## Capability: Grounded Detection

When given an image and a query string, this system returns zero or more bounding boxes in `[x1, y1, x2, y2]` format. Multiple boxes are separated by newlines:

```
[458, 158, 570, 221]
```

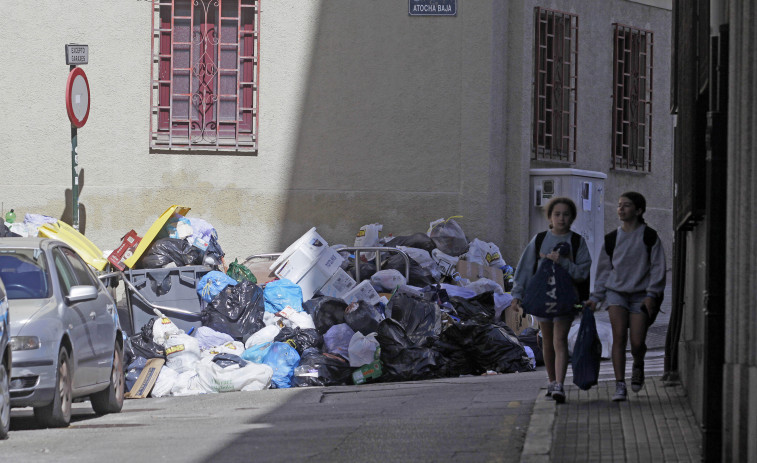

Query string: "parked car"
[0, 237, 124, 427]
[0, 276, 10, 439]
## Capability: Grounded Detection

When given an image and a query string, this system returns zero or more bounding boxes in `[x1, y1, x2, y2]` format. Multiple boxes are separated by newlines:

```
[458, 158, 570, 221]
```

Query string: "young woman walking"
[587, 192, 666, 402]
[511, 197, 591, 403]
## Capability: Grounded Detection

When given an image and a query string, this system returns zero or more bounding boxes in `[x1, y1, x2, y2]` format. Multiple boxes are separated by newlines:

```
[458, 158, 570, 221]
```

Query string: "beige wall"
[0, 0, 671, 271]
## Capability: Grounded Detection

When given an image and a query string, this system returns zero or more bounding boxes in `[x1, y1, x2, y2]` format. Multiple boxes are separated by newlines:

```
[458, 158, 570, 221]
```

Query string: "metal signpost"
[65, 44, 89, 231]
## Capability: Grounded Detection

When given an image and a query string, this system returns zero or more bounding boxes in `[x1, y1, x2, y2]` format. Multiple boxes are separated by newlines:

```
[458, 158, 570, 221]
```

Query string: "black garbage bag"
[201, 280, 265, 342]
[125, 318, 165, 363]
[376, 318, 448, 382]
[274, 327, 323, 354]
[0, 223, 20, 237]
[385, 233, 436, 254]
[448, 291, 496, 324]
[141, 237, 204, 268]
[431, 338, 483, 376]
[382, 254, 437, 288]
[571, 306, 602, 390]
[212, 353, 248, 369]
[292, 348, 353, 387]
[517, 327, 544, 367]
[125, 356, 148, 392]
[440, 320, 533, 373]
[303, 297, 347, 335]
[429, 218, 468, 256]
[344, 301, 384, 335]
[342, 259, 377, 282]
[386, 290, 442, 345]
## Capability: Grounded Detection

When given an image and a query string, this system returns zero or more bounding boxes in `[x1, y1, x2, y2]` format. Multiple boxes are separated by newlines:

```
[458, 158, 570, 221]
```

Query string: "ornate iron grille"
[532, 7, 578, 163]
[612, 24, 653, 172]
[150, 0, 260, 151]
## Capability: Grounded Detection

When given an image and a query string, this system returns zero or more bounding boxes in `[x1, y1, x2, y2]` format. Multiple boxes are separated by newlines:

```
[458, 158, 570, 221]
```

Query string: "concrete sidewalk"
[520, 279, 702, 462]
[521, 376, 701, 462]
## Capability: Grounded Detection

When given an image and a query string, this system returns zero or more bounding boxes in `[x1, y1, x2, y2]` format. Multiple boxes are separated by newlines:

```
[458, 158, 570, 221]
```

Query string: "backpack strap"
[570, 232, 581, 263]
[532, 231, 548, 274]
[604, 229, 618, 263]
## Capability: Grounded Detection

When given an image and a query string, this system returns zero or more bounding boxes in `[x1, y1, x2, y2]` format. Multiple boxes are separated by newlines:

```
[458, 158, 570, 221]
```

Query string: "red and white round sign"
[65, 67, 90, 128]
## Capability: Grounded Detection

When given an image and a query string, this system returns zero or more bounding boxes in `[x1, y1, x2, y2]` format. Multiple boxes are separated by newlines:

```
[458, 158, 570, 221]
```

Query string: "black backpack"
[533, 231, 591, 302]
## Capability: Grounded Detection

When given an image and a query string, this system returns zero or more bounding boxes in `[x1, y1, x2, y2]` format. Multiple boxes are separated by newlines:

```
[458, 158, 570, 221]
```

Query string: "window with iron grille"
[612, 24, 653, 172]
[533, 7, 578, 163]
[150, 0, 260, 151]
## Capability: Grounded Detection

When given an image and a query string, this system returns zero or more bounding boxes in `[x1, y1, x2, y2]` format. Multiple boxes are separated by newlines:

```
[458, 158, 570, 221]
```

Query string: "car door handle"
[90, 311, 97, 320]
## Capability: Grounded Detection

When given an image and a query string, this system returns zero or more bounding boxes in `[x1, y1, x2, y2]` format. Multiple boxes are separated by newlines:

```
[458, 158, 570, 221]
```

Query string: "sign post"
[65, 44, 89, 231]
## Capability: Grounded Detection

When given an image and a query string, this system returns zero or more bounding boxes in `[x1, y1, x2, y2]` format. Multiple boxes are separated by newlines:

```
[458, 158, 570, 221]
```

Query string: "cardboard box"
[455, 260, 505, 290]
[503, 305, 533, 335]
[341, 279, 381, 306]
[317, 267, 357, 298]
[125, 358, 164, 399]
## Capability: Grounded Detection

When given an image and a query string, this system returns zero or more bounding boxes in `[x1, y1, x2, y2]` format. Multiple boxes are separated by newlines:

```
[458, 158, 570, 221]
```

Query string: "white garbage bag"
[464, 277, 505, 295]
[354, 223, 382, 247]
[370, 269, 406, 292]
[195, 356, 273, 392]
[245, 325, 281, 349]
[165, 333, 201, 374]
[568, 318, 613, 359]
[151, 365, 180, 398]
[151, 314, 185, 346]
[201, 341, 246, 359]
[171, 370, 212, 396]
[347, 332, 380, 367]
[463, 238, 507, 268]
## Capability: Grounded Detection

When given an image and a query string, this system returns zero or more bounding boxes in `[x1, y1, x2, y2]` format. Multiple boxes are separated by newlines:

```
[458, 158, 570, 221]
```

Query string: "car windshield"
[0, 248, 51, 299]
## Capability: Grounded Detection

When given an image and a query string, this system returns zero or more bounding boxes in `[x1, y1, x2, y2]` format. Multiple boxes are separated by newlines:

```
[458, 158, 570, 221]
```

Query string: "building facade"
[0, 0, 672, 272]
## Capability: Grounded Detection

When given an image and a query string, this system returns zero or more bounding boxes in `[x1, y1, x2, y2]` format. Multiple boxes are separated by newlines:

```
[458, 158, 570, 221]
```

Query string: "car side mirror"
[65, 285, 99, 304]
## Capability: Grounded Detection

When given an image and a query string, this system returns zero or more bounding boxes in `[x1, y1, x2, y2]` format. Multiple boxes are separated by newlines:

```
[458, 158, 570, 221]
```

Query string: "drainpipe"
[702, 0, 728, 460]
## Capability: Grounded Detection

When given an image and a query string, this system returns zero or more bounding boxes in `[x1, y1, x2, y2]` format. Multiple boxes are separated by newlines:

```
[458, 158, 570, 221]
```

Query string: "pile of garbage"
[119, 216, 543, 397]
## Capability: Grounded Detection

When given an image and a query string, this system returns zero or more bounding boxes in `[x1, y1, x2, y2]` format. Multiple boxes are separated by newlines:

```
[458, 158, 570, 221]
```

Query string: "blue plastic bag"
[197, 271, 238, 303]
[571, 305, 602, 390]
[522, 243, 578, 318]
[242, 341, 274, 364]
[263, 342, 301, 389]
[263, 278, 303, 313]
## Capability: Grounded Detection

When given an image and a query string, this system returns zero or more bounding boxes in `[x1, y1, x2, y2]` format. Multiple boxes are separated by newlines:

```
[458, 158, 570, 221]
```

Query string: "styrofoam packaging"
[318, 267, 357, 298]
[341, 279, 381, 306]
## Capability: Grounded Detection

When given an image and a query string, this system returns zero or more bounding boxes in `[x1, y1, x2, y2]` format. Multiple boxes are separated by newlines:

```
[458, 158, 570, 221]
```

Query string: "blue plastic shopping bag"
[571, 305, 602, 390]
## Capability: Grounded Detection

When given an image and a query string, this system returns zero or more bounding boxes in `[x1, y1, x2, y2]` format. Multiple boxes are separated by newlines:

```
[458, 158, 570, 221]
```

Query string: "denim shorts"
[606, 290, 646, 314]
[534, 312, 578, 324]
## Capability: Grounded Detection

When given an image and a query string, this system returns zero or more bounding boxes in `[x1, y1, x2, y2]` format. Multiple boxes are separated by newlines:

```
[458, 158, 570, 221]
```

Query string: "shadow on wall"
[60, 168, 86, 234]
[278, 2, 466, 249]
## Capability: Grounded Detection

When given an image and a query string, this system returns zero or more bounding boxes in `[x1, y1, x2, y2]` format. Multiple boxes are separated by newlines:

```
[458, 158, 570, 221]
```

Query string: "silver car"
[0, 237, 124, 428]
[0, 275, 10, 438]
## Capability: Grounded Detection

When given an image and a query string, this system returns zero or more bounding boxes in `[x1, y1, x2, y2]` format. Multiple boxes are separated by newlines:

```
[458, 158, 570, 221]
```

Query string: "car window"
[61, 248, 96, 287]
[52, 250, 77, 297]
[0, 248, 51, 299]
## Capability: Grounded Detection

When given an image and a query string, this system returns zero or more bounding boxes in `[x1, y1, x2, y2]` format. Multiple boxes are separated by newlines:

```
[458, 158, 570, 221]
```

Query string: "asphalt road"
[3, 370, 546, 463]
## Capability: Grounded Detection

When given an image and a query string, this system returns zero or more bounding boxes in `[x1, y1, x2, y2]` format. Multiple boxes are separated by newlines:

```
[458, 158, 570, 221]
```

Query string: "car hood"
[9, 297, 58, 336]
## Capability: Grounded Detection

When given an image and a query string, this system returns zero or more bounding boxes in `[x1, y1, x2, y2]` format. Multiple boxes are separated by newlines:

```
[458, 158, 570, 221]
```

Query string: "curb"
[520, 386, 556, 463]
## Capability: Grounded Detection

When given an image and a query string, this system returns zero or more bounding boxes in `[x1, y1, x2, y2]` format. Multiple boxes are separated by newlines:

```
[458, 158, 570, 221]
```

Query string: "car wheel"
[0, 366, 10, 439]
[90, 342, 124, 415]
[34, 348, 72, 428]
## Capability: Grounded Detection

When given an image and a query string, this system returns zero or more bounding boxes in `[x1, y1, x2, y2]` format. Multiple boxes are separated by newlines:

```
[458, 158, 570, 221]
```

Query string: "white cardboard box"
[318, 267, 357, 298]
[341, 279, 382, 306]
[290, 247, 345, 301]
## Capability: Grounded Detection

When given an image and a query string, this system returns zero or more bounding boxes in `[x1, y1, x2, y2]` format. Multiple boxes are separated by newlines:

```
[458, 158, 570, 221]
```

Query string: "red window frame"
[533, 7, 579, 163]
[612, 24, 654, 172]
[150, 0, 260, 151]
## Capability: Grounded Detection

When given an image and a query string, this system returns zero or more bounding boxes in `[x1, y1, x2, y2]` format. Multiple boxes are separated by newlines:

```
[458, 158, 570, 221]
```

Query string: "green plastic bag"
[227, 258, 257, 285]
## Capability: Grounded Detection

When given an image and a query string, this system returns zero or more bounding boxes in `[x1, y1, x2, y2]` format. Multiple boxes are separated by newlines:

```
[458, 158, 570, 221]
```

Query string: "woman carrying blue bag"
[510, 197, 591, 403]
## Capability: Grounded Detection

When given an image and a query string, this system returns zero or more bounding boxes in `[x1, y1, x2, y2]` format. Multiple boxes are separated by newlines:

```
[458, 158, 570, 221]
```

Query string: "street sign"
[409, 0, 456, 16]
[65, 67, 90, 128]
[65, 44, 88, 65]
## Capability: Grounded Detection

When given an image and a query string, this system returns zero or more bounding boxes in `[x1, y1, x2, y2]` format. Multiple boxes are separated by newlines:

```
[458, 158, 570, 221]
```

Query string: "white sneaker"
[612, 381, 627, 402]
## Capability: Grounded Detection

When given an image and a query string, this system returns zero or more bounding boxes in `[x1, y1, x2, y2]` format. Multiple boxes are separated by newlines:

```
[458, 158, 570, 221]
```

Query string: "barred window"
[612, 24, 653, 171]
[150, 0, 260, 151]
[533, 7, 578, 162]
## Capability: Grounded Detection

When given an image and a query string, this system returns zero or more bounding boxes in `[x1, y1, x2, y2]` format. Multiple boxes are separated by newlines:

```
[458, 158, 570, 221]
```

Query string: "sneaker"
[546, 382, 555, 398]
[612, 381, 627, 402]
[552, 383, 566, 403]
[631, 362, 645, 392]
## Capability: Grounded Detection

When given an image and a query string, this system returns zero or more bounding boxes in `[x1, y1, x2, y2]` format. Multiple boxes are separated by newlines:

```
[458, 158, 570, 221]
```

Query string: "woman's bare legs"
[608, 305, 629, 381]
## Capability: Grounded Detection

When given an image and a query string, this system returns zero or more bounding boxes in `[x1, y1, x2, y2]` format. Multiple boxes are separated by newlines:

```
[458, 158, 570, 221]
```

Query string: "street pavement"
[520, 281, 703, 462]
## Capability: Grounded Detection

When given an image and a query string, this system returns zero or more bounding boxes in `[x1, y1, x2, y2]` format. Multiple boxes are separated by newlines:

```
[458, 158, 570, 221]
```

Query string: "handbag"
[521, 258, 578, 318]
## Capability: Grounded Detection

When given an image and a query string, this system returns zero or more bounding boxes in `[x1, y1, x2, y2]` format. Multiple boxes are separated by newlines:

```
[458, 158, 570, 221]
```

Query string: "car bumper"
[10, 342, 57, 408]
